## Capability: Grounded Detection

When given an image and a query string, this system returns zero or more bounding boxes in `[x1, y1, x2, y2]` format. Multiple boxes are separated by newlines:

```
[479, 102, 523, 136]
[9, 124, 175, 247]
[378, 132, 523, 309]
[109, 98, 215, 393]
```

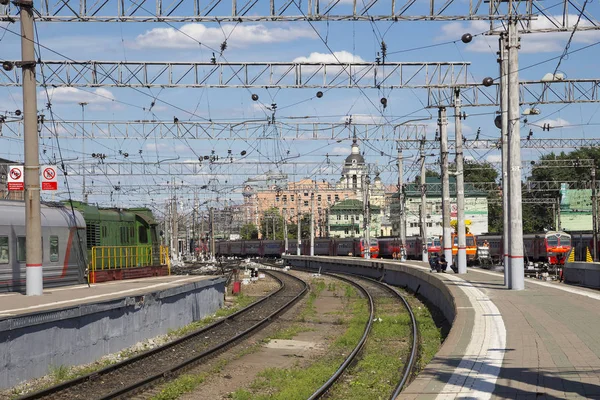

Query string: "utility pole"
[284, 209, 289, 254]
[593, 166, 598, 261]
[454, 90, 467, 274]
[507, 18, 525, 290]
[210, 207, 215, 261]
[297, 190, 301, 256]
[397, 145, 406, 256]
[499, 32, 510, 287]
[439, 107, 452, 271]
[19, 0, 43, 295]
[310, 190, 315, 256]
[420, 138, 429, 264]
[363, 174, 371, 259]
[556, 197, 561, 231]
[79, 102, 88, 203]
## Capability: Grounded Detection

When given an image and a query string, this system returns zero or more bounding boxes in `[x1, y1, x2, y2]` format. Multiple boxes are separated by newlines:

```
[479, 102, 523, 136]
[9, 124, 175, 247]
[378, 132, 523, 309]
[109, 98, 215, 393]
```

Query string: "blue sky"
[1, 6, 600, 213]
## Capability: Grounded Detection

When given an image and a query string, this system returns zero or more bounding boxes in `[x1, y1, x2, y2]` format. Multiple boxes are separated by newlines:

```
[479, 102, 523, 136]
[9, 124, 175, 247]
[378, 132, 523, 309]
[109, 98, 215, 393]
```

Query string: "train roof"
[66, 201, 156, 224]
[0, 200, 85, 228]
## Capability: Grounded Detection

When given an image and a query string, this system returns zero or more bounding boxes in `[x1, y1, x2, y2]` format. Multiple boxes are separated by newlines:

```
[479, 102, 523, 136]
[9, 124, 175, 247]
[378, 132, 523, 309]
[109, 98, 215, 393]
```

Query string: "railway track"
[20, 270, 307, 400]
[308, 273, 419, 399]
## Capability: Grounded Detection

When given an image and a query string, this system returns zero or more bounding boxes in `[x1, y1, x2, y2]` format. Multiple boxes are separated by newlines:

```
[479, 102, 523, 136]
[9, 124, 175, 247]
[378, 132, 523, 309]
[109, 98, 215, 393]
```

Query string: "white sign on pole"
[7, 165, 24, 191]
[41, 165, 58, 191]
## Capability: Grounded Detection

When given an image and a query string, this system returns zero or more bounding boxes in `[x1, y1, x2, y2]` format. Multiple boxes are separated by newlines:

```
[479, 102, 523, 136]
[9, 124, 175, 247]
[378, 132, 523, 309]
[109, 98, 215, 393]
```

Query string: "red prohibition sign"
[9, 168, 21, 180]
[43, 168, 56, 180]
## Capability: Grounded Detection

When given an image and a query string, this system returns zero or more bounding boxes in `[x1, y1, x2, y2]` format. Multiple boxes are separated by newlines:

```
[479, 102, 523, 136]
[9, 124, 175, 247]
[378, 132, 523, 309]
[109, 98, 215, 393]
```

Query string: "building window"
[317, 195, 321, 202]
[337, 215, 341, 220]
[344, 215, 349, 220]
[291, 195, 295, 202]
[304, 192, 308, 197]
[304, 201, 309, 206]
[327, 195, 331, 202]
[276, 196, 280, 202]
[427, 222, 433, 227]
[50, 235, 59, 262]
[283, 195, 287, 202]
[0, 236, 8, 263]
[335, 195, 339, 201]
[17, 236, 26, 262]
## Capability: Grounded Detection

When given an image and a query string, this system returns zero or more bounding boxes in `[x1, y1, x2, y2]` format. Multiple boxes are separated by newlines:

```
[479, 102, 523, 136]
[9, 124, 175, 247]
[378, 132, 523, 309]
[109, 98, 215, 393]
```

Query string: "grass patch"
[229, 282, 365, 400]
[167, 293, 255, 339]
[151, 374, 206, 400]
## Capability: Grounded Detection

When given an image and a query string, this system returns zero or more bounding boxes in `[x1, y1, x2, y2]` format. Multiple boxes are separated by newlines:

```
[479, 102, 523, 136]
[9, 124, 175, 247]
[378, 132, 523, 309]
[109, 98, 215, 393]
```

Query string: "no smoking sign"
[42, 165, 58, 191]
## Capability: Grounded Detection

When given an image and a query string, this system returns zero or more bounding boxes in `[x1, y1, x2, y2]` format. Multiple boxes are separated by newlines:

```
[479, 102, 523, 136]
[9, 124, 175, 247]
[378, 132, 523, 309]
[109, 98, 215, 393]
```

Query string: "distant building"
[560, 184, 592, 231]
[390, 177, 489, 237]
[328, 199, 381, 238]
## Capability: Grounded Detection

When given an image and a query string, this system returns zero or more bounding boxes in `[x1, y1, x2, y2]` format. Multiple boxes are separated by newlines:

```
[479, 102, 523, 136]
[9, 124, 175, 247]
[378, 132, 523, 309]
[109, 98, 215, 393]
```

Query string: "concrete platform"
[0, 274, 226, 389]
[284, 256, 600, 400]
[0, 275, 216, 318]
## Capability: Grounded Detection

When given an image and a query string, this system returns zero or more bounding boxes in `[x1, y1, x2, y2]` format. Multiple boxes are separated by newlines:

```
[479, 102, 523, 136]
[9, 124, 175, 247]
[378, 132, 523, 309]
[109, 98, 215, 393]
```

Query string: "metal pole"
[439, 107, 452, 271]
[454, 90, 467, 274]
[398, 146, 406, 254]
[284, 209, 289, 254]
[363, 175, 371, 259]
[297, 191, 301, 255]
[500, 33, 510, 287]
[79, 102, 88, 203]
[20, 0, 43, 295]
[593, 167, 598, 261]
[210, 207, 215, 261]
[556, 197, 561, 231]
[420, 139, 429, 264]
[508, 18, 524, 290]
[310, 191, 315, 256]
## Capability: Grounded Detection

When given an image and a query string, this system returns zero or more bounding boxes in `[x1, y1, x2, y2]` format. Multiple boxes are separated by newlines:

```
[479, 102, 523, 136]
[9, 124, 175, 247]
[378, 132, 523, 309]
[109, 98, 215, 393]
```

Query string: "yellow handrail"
[90, 246, 153, 272]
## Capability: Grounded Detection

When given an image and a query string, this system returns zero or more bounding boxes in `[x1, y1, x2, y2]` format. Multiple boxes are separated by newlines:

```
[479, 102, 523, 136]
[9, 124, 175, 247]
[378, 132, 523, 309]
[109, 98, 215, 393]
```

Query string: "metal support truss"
[3, 120, 599, 151]
[0, 61, 469, 89]
[428, 79, 600, 107]
[0, 0, 543, 23]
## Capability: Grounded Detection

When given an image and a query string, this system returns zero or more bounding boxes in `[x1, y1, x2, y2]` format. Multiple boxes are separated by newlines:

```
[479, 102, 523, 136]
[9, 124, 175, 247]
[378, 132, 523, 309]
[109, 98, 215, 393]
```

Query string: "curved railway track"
[308, 272, 419, 400]
[20, 270, 307, 400]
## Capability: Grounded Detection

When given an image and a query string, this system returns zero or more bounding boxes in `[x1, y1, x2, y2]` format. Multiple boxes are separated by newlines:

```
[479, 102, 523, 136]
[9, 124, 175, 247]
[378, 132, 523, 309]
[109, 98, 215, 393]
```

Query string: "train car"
[333, 238, 357, 256]
[378, 238, 400, 259]
[427, 237, 442, 257]
[544, 231, 571, 266]
[451, 233, 478, 264]
[244, 240, 262, 257]
[0, 200, 87, 293]
[359, 238, 379, 258]
[263, 240, 284, 257]
[404, 236, 423, 259]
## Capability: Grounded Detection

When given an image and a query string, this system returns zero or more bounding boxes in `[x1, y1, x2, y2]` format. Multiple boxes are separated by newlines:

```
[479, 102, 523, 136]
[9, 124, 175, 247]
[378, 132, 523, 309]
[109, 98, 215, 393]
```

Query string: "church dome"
[344, 139, 365, 166]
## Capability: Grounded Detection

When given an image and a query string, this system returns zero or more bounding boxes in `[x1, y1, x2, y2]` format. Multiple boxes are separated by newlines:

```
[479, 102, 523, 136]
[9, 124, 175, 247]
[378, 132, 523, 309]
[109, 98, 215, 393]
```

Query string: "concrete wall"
[0, 277, 226, 389]
[284, 256, 457, 325]
[564, 261, 600, 288]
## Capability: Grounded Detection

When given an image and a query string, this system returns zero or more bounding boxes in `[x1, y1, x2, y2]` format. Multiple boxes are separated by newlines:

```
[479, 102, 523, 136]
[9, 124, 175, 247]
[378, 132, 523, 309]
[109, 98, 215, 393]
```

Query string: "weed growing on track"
[151, 374, 206, 400]
[230, 282, 367, 400]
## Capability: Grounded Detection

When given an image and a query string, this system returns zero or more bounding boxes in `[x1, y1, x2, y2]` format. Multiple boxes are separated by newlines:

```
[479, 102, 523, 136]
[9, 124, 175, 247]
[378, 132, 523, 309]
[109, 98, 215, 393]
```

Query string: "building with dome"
[241, 139, 385, 238]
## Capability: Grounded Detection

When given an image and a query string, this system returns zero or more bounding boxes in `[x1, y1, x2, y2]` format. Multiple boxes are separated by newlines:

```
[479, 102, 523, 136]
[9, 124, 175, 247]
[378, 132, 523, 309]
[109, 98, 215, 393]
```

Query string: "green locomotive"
[67, 201, 164, 282]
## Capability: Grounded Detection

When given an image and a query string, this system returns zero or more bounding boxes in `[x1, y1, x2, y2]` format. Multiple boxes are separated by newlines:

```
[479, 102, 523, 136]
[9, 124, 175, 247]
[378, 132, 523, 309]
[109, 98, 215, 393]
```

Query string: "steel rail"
[20, 269, 307, 400]
[308, 272, 375, 399]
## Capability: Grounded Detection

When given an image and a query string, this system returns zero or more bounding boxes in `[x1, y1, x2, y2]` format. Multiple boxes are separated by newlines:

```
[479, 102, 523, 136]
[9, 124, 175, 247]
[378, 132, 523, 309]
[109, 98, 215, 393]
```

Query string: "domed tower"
[341, 138, 367, 195]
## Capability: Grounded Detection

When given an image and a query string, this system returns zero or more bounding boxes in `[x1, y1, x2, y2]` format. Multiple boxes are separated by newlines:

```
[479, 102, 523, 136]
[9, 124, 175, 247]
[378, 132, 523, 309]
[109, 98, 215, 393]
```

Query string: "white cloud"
[41, 87, 116, 104]
[293, 51, 366, 63]
[535, 117, 570, 128]
[486, 154, 502, 163]
[440, 17, 600, 53]
[340, 114, 384, 124]
[132, 24, 317, 50]
[331, 146, 351, 155]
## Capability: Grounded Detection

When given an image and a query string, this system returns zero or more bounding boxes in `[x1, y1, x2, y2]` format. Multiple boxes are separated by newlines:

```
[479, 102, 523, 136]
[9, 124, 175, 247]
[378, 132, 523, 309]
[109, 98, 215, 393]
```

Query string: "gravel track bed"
[26, 270, 305, 400]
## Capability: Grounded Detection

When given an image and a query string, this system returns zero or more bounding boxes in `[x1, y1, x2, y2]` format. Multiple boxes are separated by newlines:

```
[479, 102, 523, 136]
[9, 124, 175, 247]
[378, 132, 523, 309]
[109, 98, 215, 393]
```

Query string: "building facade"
[328, 199, 381, 238]
[390, 177, 489, 237]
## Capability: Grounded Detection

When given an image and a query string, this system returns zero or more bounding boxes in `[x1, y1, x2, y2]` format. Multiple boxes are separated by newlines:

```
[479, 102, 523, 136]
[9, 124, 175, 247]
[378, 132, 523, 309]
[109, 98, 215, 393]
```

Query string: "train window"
[467, 237, 475, 246]
[0, 236, 8, 263]
[17, 236, 26, 262]
[560, 236, 571, 246]
[139, 226, 148, 244]
[547, 236, 559, 246]
[50, 236, 59, 262]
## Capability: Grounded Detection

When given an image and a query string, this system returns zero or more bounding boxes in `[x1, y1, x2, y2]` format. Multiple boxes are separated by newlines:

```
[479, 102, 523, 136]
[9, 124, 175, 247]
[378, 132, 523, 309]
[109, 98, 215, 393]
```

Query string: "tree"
[240, 223, 258, 240]
[287, 213, 311, 240]
[463, 161, 502, 233]
[522, 147, 600, 232]
[414, 168, 441, 183]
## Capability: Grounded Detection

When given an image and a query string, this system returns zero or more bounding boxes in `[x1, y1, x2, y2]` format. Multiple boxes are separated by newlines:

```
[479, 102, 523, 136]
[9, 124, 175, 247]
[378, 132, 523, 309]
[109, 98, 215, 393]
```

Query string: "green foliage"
[151, 374, 205, 400]
[240, 223, 259, 240]
[48, 365, 70, 382]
